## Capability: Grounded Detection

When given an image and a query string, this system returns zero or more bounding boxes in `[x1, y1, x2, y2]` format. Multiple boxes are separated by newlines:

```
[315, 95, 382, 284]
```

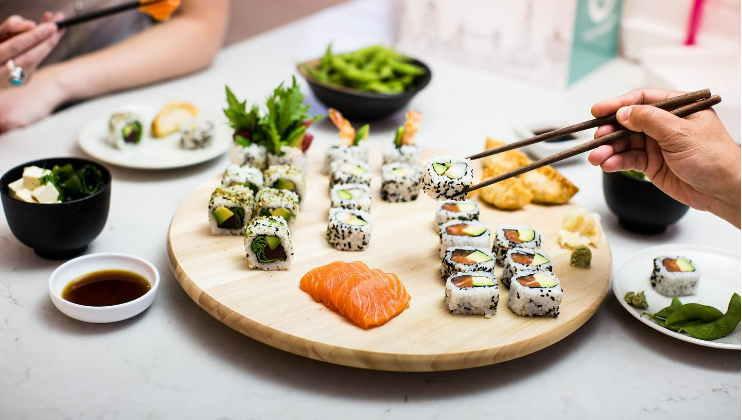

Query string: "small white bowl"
[49, 253, 160, 323]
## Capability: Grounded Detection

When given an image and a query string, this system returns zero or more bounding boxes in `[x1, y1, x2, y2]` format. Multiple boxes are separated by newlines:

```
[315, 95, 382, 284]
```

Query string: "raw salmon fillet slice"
[300, 261, 411, 329]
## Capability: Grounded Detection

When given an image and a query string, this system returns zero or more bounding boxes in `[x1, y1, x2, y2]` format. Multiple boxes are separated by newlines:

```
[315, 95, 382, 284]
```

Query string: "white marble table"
[1, 1, 739, 419]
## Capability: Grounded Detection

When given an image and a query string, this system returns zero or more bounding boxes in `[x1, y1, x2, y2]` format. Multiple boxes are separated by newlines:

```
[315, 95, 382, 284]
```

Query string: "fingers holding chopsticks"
[590, 88, 688, 118]
[0, 12, 64, 83]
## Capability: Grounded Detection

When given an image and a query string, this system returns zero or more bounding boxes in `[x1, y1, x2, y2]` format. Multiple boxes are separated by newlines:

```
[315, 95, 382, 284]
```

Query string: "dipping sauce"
[62, 270, 151, 307]
[533, 128, 579, 143]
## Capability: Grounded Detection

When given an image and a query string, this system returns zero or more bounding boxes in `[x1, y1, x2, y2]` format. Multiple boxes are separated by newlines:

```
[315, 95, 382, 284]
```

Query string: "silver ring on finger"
[6, 59, 25, 87]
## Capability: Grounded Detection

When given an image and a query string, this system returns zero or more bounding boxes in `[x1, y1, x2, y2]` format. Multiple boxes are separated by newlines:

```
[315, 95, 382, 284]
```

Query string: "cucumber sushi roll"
[327, 208, 372, 251]
[380, 163, 421, 203]
[106, 112, 143, 149]
[441, 246, 495, 280]
[438, 220, 491, 258]
[384, 110, 423, 166]
[421, 156, 474, 200]
[330, 183, 372, 212]
[508, 270, 562, 317]
[444, 271, 499, 318]
[501, 248, 553, 288]
[329, 160, 371, 190]
[263, 164, 306, 208]
[180, 117, 215, 150]
[244, 216, 293, 271]
[435, 200, 479, 227]
[208, 185, 255, 236]
[255, 187, 299, 226]
[268, 145, 308, 175]
[221, 164, 264, 194]
[322, 142, 369, 175]
[229, 143, 267, 169]
[492, 226, 542, 266]
[650, 256, 700, 296]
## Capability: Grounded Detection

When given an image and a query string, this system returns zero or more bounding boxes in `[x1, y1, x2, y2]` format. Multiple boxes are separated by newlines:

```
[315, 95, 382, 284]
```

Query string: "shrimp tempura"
[329, 108, 355, 146]
[401, 110, 421, 145]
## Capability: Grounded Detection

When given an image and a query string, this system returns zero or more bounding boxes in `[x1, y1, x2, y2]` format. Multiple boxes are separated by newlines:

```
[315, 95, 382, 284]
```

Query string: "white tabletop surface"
[1, 1, 739, 419]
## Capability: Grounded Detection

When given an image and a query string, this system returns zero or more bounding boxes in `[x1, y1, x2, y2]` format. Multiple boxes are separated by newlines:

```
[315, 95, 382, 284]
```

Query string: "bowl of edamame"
[298, 45, 432, 120]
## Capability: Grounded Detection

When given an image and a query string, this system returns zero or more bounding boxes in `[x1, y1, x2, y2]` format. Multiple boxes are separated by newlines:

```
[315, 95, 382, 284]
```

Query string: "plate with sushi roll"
[613, 244, 741, 349]
[78, 102, 231, 170]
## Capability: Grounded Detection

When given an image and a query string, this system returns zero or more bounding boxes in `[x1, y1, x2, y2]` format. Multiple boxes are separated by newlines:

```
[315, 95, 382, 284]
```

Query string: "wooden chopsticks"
[465, 90, 721, 193]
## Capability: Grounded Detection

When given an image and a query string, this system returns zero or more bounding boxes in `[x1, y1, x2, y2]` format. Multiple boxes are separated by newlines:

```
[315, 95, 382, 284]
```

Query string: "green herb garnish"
[40, 164, 104, 202]
[250, 235, 285, 263]
[354, 124, 369, 146]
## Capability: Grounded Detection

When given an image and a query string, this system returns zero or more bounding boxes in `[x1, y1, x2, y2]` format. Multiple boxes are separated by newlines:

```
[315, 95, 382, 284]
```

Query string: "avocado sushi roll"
[330, 183, 372, 212]
[444, 271, 499, 318]
[327, 208, 372, 251]
[441, 246, 495, 280]
[323, 142, 369, 175]
[180, 117, 215, 150]
[501, 248, 553, 288]
[508, 270, 562, 317]
[221, 164, 264, 194]
[255, 187, 299, 226]
[229, 143, 267, 169]
[492, 226, 542, 266]
[107, 112, 143, 149]
[435, 200, 479, 227]
[208, 185, 255, 236]
[244, 216, 293, 271]
[650, 256, 700, 297]
[421, 156, 474, 200]
[329, 160, 371, 190]
[438, 220, 491, 258]
[263, 164, 306, 208]
[268, 145, 308, 174]
[380, 162, 421, 203]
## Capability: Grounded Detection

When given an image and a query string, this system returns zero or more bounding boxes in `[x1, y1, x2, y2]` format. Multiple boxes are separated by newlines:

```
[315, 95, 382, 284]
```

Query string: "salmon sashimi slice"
[300, 261, 411, 329]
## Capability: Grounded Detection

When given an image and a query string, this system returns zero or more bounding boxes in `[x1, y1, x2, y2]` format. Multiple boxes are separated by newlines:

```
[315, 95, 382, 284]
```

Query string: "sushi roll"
[229, 142, 267, 169]
[106, 112, 143, 149]
[650, 256, 700, 297]
[441, 246, 495, 280]
[268, 145, 308, 174]
[180, 117, 215, 150]
[501, 248, 553, 288]
[438, 220, 491, 258]
[380, 163, 421, 203]
[384, 110, 423, 166]
[421, 156, 474, 200]
[492, 226, 542, 266]
[263, 164, 306, 207]
[330, 183, 372, 212]
[435, 200, 479, 227]
[254, 187, 299, 226]
[208, 185, 255, 236]
[444, 271, 499, 318]
[508, 270, 562, 317]
[244, 216, 293, 271]
[329, 160, 371, 190]
[322, 142, 369, 174]
[221, 164, 264, 194]
[327, 208, 372, 251]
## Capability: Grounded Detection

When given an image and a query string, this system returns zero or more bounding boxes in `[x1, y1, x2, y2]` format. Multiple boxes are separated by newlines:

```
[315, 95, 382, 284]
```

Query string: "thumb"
[616, 105, 692, 149]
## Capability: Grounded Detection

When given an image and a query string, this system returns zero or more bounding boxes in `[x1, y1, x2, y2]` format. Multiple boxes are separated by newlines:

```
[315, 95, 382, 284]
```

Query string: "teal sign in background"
[568, 0, 623, 85]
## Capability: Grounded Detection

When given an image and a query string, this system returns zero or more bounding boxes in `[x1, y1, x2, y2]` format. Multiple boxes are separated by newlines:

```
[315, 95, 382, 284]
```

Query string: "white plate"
[613, 244, 741, 349]
[78, 104, 231, 170]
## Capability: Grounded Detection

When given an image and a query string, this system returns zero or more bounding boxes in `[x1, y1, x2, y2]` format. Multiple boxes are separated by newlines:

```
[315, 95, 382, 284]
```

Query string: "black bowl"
[298, 58, 432, 121]
[1, 157, 111, 259]
[603, 171, 689, 234]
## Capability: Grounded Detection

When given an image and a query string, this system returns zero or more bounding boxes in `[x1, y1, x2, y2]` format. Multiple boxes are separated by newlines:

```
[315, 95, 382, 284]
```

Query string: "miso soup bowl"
[49, 253, 160, 323]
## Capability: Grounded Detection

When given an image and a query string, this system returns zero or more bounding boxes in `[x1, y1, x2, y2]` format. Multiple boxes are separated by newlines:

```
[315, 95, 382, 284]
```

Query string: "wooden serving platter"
[167, 145, 611, 371]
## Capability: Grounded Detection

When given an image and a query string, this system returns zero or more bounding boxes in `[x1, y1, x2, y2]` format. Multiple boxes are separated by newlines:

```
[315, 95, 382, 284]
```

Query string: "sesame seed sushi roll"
[208, 185, 255, 236]
[323, 142, 369, 174]
[501, 248, 553, 288]
[435, 200, 479, 227]
[380, 163, 421, 203]
[650, 256, 700, 296]
[441, 246, 495, 280]
[492, 226, 542, 266]
[330, 183, 372, 212]
[229, 143, 267, 169]
[221, 164, 264, 194]
[244, 216, 293, 271]
[180, 117, 215, 150]
[444, 271, 499, 318]
[421, 156, 474, 200]
[255, 187, 299, 226]
[329, 160, 371, 190]
[508, 270, 562, 317]
[263, 164, 306, 208]
[327, 208, 372, 251]
[268, 145, 308, 174]
[438, 220, 491, 258]
[106, 112, 143, 149]
[384, 110, 423, 166]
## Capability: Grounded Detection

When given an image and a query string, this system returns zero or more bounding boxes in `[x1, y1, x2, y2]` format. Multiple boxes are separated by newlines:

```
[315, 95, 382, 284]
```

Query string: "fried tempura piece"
[477, 166, 533, 210]
[482, 138, 530, 172]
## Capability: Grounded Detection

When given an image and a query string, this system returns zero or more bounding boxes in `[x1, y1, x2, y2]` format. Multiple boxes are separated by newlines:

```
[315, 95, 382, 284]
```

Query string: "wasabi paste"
[624, 291, 649, 309]
[570, 245, 592, 268]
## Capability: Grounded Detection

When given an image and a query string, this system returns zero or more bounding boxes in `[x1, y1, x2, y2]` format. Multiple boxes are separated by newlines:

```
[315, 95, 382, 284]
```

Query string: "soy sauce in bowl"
[62, 269, 151, 307]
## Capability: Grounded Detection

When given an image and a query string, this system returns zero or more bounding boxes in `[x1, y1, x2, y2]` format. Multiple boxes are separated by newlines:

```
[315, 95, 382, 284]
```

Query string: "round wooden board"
[167, 145, 612, 372]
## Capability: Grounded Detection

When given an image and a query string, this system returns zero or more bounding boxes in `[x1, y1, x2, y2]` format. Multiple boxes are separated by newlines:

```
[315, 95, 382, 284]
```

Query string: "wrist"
[35, 64, 73, 106]
[709, 146, 741, 227]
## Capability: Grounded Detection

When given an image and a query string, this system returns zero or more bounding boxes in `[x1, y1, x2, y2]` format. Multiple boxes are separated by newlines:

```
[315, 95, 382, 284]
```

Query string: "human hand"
[0, 65, 68, 132]
[0, 12, 64, 84]
[588, 88, 741, 228]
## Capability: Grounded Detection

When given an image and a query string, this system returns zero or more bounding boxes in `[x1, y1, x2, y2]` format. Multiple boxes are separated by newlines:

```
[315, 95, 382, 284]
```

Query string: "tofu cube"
[14, 188, 36, 203]
[8, 178, 25, 198]
[22, 166, 50, 189]
[32, 183, 59, 204]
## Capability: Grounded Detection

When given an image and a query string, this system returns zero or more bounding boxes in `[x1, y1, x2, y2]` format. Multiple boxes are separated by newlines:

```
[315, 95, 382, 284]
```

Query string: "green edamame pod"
[682, 293, 741, 340]
[654, 297, 683, 318]
[665, 303, 723, 327]
[666, 319, 706, 332]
